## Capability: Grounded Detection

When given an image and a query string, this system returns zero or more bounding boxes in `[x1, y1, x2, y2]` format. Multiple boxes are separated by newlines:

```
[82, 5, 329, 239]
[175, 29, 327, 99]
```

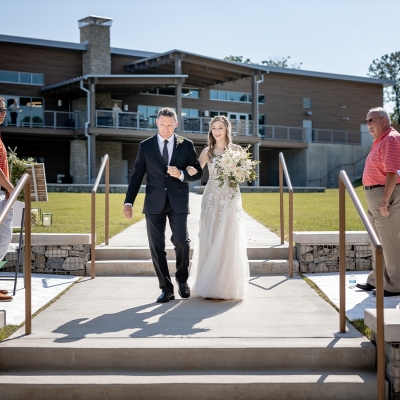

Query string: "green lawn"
[242, 187, 369, 241]
[26, 188, 369, 245]
[29, 193, 145, 245]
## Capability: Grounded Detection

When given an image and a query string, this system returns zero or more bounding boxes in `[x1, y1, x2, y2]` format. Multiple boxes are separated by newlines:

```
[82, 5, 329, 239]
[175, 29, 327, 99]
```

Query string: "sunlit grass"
[29, 193, 145, 245]
[242, 187, 368, 241]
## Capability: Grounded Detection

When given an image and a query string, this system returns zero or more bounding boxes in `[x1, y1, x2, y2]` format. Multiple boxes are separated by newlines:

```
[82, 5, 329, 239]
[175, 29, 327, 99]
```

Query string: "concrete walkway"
[109, 193, 284, 248]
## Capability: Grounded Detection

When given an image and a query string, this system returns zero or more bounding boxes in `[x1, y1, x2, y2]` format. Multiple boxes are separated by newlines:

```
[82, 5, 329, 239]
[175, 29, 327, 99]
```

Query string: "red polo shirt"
[363, 127, 400, 186]
[0, 138, 9, 180]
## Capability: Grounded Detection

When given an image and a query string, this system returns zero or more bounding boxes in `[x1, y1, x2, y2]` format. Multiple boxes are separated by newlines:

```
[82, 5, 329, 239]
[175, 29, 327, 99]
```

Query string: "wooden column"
[90, 80, 96, 183]
[251, 71, 259, 137]
[175, 56, 182, 128]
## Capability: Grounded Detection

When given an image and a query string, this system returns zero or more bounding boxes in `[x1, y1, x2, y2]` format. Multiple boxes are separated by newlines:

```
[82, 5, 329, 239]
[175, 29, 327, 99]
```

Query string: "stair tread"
[0, 369, 377, 383]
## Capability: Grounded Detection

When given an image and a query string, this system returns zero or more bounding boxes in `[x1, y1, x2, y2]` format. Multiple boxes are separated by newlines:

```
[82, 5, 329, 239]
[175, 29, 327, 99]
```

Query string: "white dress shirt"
[124, 134, 183, 206]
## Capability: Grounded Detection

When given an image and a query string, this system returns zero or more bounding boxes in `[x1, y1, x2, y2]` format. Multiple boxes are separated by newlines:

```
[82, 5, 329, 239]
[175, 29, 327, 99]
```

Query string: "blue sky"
[1, 0, 399, 78]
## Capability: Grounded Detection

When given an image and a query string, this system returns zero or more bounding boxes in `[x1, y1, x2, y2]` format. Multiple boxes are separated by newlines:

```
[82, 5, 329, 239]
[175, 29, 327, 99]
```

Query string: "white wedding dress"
[188, 156, 250, 299]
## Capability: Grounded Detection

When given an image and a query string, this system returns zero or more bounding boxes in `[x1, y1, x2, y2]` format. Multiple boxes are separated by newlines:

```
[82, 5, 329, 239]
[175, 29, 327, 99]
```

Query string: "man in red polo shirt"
[356, 107, 400, 296]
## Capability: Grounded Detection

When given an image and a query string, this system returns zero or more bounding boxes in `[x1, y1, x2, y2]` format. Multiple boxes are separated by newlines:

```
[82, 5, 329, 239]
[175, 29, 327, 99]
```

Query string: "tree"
[224, 55, 253, 64]
[261, 56, 302, 69]
[368, 52, 400, 124]
[224, 55, 302, 69]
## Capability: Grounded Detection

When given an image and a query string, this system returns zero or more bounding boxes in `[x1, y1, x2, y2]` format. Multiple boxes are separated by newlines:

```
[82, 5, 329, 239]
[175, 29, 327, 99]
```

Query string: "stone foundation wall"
[4, 244, 90, 276]
[297, 243, 372, 273]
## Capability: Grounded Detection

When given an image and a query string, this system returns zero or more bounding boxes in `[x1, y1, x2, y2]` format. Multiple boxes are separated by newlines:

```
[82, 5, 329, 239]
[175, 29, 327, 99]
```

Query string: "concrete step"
[85, 259, 299, 276]
[94, 245, 291, 261]
[0, 337, 374, 371]
[0, 369, 377, 400]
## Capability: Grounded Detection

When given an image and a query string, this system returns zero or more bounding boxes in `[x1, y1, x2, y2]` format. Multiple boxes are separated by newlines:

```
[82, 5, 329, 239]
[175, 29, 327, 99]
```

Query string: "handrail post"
[24, 177, 32, 335]
[339, 177, 346, 333]
[376, 246, 385, 400]
[91, 190, 95, 279]
[105, 157, 109, 245]
[279, 159, 284, 245]
[288, 189, 293, 277]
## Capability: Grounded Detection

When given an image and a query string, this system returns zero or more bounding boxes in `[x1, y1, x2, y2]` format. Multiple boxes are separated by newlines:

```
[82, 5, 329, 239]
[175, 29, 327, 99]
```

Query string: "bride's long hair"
[207, 115, 232, 159]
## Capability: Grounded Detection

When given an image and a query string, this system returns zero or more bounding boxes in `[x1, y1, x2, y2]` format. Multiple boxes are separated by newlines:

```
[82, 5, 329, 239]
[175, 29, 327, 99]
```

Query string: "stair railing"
[90, 155, 109, 279]
[0, 173, 32, 334]
[279, 152, 294, 277]
[339, 170, 384, 400]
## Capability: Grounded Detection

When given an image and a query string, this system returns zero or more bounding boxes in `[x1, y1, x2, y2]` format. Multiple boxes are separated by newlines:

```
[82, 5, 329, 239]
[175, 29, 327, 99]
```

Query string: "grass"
[28, 193, 145, 245]
[242, 187, 368, 241]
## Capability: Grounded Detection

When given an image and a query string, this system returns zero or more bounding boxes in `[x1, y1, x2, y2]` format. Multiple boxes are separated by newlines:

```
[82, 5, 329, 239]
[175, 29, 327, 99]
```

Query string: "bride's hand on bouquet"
[186, 166, 198, 176]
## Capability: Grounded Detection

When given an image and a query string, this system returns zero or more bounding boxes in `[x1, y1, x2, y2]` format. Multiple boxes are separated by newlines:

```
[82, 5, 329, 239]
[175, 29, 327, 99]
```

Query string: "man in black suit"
[124, 108, 202, 303]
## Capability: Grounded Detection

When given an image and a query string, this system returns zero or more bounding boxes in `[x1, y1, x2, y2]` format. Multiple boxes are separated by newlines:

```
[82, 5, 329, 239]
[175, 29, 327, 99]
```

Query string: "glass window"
[0, 71, 18, 83]
[210, 111, 219, 117]
[258, 95, 265, 104]
[259, 115, 265, 125]
[182, 108, 189, 117]
[182, 88, 199, 98]
[210, 90, 218, 100]
[20, 73, 31, 84]
[138, 105, 147, 114]
[158, 87, 175, 96]
[219, 91, 227, 101]
[190, 109, 199, 117]
[32, 74, 44, 85]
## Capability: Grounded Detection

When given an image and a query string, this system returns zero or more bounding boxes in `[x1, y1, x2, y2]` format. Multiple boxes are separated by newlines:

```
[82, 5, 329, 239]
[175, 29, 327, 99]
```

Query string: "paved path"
[110, 193, 283, 248]
[6, 275, 362, 341]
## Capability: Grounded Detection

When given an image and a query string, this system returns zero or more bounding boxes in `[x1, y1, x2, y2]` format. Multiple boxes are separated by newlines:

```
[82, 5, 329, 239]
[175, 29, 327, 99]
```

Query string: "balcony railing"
[312, 129, 361, 145]
[260, 125, 304, 141]
[95, 111, 257, 136]
[9, 111, 79, 129]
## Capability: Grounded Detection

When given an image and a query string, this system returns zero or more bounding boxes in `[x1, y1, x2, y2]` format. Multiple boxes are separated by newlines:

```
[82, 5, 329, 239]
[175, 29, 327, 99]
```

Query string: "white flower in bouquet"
[214, 145, 260, 190]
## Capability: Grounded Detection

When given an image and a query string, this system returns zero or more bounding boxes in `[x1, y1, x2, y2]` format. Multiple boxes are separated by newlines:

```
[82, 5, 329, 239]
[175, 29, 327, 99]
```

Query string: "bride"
[186, 115, 250, 300]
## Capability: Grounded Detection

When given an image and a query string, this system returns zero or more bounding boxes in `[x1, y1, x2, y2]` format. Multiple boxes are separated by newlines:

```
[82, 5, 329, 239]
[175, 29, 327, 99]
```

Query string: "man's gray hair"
[368, 107, 391, 125]
[157, 107, 177, 122]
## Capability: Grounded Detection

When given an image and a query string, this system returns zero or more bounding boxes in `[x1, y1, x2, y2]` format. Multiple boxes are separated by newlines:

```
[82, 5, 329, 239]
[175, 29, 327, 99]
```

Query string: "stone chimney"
[78, 15, 112, 75]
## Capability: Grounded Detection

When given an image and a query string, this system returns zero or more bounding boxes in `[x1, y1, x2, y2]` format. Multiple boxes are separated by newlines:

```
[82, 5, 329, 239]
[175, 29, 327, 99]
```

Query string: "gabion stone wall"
[297, 243, 372, 273]
[3, 244, 90, 276]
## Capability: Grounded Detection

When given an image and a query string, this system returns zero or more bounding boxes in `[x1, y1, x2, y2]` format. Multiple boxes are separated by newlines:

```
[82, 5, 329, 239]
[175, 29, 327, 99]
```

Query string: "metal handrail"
[90, 155, 109, 279]
[339, 170, 384, 400]
[0, 173, 31, 334]
[278, 152, 294, 277]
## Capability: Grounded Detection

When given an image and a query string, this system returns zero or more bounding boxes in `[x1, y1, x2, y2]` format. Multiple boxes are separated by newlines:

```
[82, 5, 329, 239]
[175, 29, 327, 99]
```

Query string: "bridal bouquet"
[214, 146, 260, 190]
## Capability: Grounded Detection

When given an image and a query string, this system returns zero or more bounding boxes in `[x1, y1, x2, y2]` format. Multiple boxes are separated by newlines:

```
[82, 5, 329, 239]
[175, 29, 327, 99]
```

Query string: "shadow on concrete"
[52, 298, 242, 342]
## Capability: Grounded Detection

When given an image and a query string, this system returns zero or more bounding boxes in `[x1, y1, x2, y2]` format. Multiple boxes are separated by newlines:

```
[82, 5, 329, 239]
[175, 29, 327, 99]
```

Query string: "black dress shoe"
[356, 282, 375, 291]
[156, 292, 175, 303]
[176, 280, 190, 298]
[373, 289, 400, 297]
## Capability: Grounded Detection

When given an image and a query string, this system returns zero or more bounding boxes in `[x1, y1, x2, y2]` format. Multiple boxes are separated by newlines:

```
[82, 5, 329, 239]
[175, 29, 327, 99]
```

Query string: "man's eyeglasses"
[365, 117, 383, 124]
[0, 108, 7, 113]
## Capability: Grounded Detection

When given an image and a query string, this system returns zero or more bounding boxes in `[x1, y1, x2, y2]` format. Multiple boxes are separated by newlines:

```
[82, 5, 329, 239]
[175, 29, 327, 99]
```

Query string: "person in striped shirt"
[356, 107, 400, 297]
[0, 96, 14, 302]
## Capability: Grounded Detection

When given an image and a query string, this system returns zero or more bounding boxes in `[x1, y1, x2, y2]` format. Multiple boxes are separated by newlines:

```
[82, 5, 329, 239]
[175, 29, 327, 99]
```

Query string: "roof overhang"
[125, 50, 264, 87]
[41, 74, 188, 95]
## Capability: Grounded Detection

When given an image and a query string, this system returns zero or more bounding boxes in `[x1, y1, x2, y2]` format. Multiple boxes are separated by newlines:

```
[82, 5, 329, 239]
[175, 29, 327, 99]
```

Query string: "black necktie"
[163, 140, 169, 166]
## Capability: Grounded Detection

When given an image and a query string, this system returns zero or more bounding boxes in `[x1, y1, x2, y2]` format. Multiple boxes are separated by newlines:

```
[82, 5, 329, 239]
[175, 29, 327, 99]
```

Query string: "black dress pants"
[145, 196, 190, 292]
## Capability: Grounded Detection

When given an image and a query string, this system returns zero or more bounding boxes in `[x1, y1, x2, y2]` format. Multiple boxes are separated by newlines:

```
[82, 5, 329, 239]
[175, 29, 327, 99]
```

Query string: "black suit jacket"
[124, 134, 203, 214]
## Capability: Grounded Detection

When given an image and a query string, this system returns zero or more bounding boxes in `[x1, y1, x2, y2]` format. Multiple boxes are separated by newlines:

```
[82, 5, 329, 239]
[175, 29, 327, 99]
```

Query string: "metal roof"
[0, 34, 158, 58]
[0, 34, 395, 87]
[41, 74, 189, 93]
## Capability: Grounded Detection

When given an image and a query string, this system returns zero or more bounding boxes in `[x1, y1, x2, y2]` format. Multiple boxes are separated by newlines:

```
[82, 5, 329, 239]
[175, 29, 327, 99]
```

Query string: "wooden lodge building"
[0, 15, 394, 187]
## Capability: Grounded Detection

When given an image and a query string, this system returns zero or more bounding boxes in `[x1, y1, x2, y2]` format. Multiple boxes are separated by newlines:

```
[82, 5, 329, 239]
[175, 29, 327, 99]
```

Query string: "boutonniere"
[176, 135, 185, 148]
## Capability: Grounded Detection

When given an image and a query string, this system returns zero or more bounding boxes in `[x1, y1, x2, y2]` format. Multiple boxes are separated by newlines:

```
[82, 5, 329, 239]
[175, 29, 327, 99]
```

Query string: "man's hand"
[380, 198, 390, 217]
[186, 166, 198, 176]
[123, 204, 133, 219]
[167, 166, 181, 179]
